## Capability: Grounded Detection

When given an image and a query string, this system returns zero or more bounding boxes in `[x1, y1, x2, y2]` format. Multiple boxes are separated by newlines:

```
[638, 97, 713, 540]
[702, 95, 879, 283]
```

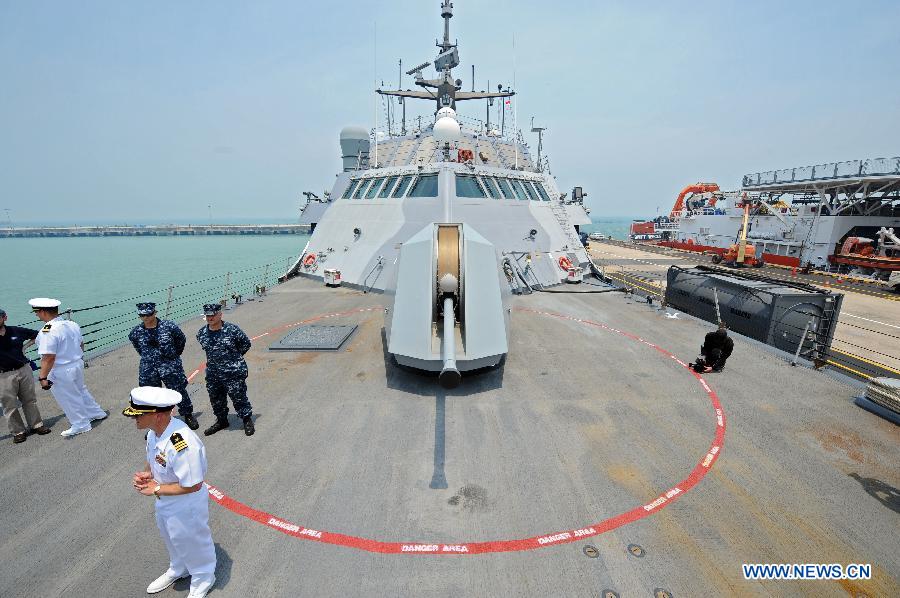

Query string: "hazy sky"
[1, 0, 898, 224]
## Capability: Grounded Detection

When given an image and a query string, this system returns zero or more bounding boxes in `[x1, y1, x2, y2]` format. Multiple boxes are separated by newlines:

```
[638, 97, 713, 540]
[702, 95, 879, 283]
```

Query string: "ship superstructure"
[635, 157, 900, 278]
[287, 1, 590, 385]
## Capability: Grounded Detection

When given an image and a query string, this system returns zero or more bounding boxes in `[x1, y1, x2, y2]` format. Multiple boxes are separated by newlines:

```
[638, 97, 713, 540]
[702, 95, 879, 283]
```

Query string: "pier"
[0, 223, 311, 238]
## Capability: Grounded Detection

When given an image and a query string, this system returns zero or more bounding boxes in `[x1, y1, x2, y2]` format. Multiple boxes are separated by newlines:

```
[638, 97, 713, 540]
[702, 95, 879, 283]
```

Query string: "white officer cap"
[122, 386, 182, 417]
[28, 298, 62, 310]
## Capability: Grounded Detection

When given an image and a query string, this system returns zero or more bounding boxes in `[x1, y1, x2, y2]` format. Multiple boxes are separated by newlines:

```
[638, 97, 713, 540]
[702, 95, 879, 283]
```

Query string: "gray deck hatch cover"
[269, 324, 358, 351]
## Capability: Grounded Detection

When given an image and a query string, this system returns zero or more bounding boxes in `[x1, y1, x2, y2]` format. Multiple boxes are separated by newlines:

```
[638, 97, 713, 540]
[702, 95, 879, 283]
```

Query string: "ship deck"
[1, 275, 898, 597]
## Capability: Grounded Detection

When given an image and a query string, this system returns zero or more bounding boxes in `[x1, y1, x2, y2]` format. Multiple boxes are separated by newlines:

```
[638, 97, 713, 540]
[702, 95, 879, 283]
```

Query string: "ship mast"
[376, 1, 515, 114]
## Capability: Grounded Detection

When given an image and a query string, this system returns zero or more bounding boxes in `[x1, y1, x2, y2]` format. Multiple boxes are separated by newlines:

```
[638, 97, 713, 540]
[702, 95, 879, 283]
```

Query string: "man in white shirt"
[126, 387, 216, 598]
[29, 298, 107, 437]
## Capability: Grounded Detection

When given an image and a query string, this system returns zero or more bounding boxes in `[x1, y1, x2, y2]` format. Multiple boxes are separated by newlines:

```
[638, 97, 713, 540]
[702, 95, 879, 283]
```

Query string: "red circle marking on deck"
[195, 306, 727, 555]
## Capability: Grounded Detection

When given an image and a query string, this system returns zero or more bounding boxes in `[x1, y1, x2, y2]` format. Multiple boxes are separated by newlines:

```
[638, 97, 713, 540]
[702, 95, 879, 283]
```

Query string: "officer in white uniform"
[126, 387, 217, 597]
[30, 298, 107, 437]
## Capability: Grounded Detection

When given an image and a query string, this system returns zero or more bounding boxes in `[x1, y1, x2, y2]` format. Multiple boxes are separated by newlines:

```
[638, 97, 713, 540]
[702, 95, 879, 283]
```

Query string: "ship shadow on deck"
[379, 327, 505, 396]
[380, 328, 506, 491]
[848, 472, 900, 514]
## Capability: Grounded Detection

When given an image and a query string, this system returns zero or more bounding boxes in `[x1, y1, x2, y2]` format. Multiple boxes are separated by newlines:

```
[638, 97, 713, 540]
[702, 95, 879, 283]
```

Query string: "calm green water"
[1, 235, 307, 353]
[582, 217, 634, 241]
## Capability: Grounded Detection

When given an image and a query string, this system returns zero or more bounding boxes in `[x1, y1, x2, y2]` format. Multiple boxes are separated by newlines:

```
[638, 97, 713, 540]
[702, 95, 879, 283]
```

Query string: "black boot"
[183, 413, 199, 430]
[204, 418, 230, 436]
[242, 416, 255, 436]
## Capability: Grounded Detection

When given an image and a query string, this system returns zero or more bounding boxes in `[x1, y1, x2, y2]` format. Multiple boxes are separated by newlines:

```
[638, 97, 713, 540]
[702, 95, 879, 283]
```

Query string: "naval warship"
[1, 3, 898, 597]
[287, 0, 592, 387]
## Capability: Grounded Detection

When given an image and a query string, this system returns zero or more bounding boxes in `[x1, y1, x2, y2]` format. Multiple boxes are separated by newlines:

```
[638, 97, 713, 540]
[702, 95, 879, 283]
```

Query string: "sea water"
[1, 235, 307, 353]
[582, 217, 633, 241]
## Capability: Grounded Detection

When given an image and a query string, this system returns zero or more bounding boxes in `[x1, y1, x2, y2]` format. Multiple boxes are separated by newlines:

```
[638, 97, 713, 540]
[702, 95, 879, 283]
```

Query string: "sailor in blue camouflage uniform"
[196, 304, 255, 436]
[128, 303, 199, 430]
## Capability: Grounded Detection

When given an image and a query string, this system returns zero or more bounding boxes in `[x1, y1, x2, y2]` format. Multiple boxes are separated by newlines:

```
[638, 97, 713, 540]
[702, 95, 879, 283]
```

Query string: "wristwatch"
[153, 484, 161, 499]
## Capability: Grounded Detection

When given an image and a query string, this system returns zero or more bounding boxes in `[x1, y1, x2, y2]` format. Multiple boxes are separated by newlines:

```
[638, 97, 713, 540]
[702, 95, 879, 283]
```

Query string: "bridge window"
[378, 176, 399, 198]
[482, 177, 501, 199]
[407, 174, 439, 198]
[352, 179, 371, 199]
[509, 179, 529, 201]
[455, 174, 486, 198]
[534, 182, 552, 201]
[341, 179, 360, 199]
[522, 181, 539, 201]
[365, 177, 385, 199]
[495, 177, 515, 199]
[392, 175, 414, 198]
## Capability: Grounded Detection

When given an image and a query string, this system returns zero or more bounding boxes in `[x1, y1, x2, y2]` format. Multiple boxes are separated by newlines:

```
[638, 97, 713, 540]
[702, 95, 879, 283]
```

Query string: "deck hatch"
[269, 324, 358, 351]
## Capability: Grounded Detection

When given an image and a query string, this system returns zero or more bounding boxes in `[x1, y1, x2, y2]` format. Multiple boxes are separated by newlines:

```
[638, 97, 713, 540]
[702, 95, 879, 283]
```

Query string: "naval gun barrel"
[439, 295, 461, 388]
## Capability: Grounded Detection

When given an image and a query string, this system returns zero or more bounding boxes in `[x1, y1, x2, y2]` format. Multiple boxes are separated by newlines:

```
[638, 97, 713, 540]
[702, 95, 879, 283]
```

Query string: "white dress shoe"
[187, 574, 216, 597]
[147, 571, 186, 594]
[60, 427, 90, 437]
[90, 412, 108, 422]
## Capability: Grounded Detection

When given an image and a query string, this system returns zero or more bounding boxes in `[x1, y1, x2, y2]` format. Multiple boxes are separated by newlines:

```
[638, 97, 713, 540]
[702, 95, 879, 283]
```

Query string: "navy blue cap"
[203, 303, 222, 316]
[137, 302, 157, 316]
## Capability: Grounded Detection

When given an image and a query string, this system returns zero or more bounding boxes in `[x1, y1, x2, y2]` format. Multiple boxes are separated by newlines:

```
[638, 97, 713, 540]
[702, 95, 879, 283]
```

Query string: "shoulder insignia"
[170, 432, 188, 452]
[41, 324, 52, 332]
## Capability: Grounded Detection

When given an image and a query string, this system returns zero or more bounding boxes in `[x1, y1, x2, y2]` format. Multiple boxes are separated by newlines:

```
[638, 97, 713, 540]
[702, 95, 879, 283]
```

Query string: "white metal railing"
[743, 156, 900, 187]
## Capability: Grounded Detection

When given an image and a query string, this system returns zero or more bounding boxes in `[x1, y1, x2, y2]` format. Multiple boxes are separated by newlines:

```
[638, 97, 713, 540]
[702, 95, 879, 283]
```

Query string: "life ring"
[558, 256, 573, 271]
[303, 253, 317, 267]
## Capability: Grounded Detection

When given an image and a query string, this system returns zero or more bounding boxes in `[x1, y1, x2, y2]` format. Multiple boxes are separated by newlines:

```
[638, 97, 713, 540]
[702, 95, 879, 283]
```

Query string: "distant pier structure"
[0, 224, 311, 238]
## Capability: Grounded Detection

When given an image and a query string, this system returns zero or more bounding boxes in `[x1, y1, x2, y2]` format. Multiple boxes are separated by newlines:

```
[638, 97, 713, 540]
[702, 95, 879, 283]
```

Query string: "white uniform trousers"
[155, 488, 217, 591]
[48, 361, 105, 430]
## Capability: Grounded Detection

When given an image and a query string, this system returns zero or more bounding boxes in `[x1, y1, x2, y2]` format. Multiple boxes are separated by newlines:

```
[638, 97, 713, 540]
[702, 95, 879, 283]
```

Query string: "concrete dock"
[0, 224, 310, 238]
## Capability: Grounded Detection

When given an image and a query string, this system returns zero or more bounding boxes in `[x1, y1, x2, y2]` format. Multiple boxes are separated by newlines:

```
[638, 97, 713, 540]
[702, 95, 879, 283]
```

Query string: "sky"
[1, 0, 898, 224]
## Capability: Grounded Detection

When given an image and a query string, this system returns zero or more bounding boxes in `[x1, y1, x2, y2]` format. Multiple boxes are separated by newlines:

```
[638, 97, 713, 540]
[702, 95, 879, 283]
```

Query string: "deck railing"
[18, 256, 297, 363]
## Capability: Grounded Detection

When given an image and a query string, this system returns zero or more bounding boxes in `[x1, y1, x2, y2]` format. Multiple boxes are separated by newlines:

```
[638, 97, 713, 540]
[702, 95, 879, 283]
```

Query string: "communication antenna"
[530, 117, 547, 173]
[398, 59, 406, 135]
[486, 79, 492, 132]
[3, 208, 11, 229]
[373, 20, 378, 166]
[513, 33, 517, 169]
[499, 84, 505, 136]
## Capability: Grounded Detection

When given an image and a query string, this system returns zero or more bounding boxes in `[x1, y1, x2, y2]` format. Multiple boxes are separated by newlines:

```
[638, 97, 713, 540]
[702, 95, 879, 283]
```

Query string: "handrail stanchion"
[791, 320, 812, 367]
[164, 285, 174, 318]
[222, 272, 231, 306]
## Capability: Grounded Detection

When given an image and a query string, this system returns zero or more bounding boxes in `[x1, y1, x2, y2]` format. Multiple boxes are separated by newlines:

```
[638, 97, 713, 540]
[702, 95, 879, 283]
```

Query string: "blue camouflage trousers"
[139, 367, 193, 417]
[205, 370, 253, 420]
